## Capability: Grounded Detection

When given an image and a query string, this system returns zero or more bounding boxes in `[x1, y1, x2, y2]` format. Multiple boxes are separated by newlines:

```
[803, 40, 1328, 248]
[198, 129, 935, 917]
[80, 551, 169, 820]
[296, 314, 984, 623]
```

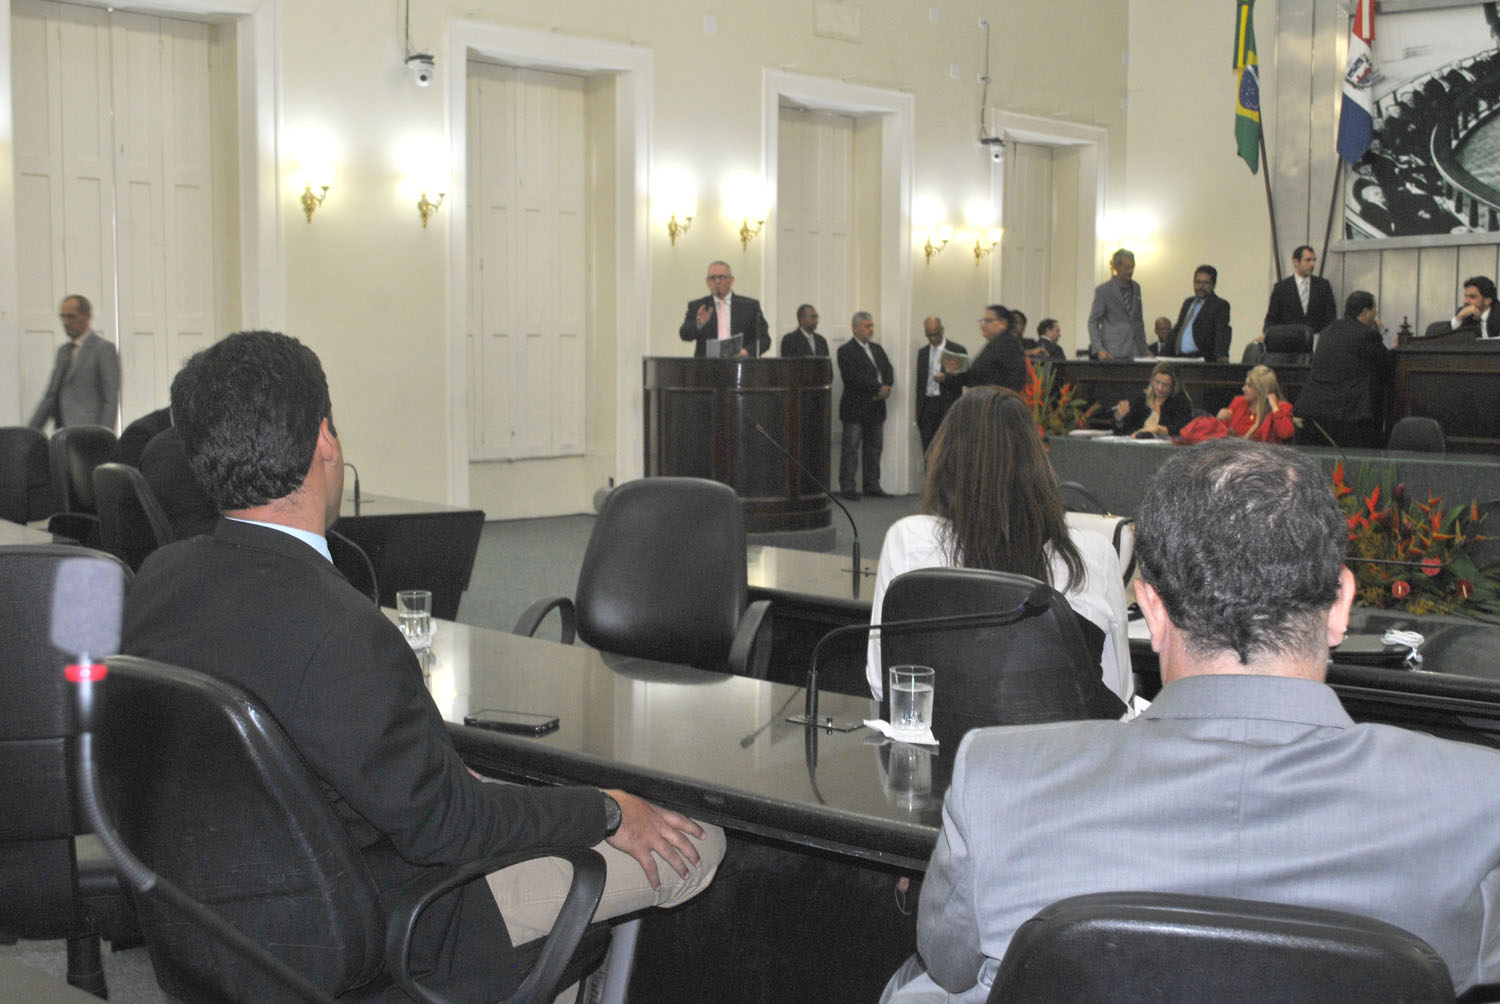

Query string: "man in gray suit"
[883, 439, 1500, 1003]
[1086, 248, 1147, 359]
[30, 294, 120, 430]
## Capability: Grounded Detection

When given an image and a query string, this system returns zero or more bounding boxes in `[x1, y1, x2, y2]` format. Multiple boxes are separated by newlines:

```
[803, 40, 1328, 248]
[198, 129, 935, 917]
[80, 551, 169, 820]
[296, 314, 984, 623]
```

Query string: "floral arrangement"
[1023, 357, 1098, 438]
[1332, 460, 1500, 619]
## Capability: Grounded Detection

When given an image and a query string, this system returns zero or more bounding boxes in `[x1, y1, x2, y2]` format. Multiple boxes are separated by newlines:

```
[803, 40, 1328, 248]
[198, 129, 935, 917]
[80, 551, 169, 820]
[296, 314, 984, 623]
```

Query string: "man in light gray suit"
[883, 439, 1500, 1003]
[1086, 247, 1148, 359]
[29, 294, 120, 430]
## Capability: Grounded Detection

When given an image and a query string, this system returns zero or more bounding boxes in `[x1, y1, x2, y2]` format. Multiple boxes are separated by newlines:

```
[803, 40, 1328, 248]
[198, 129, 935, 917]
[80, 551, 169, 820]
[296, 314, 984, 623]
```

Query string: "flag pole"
[1258, 119, 1284, 282]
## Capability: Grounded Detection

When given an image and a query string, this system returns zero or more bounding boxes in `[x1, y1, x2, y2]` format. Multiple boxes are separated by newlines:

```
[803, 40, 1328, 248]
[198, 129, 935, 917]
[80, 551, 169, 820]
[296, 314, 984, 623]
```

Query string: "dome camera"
[406, 53, 435, 87]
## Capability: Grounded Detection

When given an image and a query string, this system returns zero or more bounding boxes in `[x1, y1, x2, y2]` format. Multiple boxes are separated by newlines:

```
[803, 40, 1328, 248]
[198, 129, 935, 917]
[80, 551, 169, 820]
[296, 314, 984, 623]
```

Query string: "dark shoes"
[839, 491, 861, 501]
[864, 489, 893, 499]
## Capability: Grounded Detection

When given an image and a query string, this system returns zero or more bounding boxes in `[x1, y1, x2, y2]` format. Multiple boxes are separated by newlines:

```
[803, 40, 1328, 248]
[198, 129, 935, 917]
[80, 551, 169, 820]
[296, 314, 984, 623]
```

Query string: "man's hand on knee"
[603, 789, 704, 889]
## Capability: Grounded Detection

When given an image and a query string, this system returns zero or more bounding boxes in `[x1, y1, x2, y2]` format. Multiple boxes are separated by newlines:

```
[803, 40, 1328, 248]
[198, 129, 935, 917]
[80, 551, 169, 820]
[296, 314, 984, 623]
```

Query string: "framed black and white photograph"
[1344, 2, 1500, 241]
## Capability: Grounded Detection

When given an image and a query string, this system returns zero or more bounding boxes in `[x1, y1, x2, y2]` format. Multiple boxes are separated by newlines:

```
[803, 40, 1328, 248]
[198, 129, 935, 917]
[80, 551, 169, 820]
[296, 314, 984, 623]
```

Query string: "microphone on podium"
[748, 417, 863, 596]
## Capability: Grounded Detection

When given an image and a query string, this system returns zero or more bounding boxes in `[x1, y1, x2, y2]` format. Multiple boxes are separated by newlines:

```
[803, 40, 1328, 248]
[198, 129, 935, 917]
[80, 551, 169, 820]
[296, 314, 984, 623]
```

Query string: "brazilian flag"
[1234, 0, 1260, 173]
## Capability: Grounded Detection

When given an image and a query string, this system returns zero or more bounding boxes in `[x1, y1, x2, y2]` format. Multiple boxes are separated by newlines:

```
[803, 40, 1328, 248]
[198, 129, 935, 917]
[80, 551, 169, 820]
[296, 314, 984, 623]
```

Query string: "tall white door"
[1001, 142, 1055, 334]
[777, 106, 856, 346]
[466, 63, 587, 461]
[12, 0, 218, 427]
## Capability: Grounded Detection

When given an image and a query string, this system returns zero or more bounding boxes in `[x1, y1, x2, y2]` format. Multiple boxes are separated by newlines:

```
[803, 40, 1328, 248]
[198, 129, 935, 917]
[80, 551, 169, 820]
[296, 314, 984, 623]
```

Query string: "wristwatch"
[600, 791, 622, 837]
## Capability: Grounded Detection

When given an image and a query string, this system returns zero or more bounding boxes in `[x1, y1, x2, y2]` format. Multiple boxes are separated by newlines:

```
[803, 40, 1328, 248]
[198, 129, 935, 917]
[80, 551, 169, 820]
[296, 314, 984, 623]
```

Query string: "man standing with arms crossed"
[836, 311, 894, 499]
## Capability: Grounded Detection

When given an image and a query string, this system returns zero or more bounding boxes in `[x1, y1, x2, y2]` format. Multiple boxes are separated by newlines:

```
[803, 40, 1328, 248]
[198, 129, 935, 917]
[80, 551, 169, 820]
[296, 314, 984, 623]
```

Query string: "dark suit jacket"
[837, 339, 895, 424]
[123, 520, 606, 999]
[1263, 275, 1336, 334]
[678, 294, 771, 357]
[951, 334, 1027, 392]
[1294, 316, 1391, 425]
[1035, 338, 1066, 362]
[1427, 309, 1500, 340]
[30, 331, 120, 430]
[1165, 293, 1232, 362]
[780, 327, 829, 357]
[917, 339, 968, 404]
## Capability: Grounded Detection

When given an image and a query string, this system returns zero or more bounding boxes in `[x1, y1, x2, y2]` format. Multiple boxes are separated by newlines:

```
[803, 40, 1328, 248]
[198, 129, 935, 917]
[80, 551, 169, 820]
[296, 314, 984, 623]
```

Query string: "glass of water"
[888, 664, 935, 740]
[397, 589, 433, 650]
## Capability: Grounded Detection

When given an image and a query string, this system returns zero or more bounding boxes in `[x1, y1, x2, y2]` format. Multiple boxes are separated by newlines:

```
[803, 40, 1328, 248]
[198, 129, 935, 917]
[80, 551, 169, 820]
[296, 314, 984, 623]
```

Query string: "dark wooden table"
[414, 616, 942, 871]
[332, 494, 484, 619]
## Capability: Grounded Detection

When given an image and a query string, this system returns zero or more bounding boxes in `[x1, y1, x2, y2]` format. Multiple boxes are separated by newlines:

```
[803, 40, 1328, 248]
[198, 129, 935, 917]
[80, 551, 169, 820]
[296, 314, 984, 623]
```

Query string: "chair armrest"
[47, 512, 100, 547]
[727, 599, 773, 679]
[385, 845, 605, 1004]
[513, 597, 577, 644]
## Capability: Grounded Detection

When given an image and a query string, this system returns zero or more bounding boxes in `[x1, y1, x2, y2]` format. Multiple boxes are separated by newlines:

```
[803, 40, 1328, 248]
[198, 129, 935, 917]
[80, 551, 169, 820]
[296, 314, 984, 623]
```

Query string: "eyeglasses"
[706, 274, 732, 281]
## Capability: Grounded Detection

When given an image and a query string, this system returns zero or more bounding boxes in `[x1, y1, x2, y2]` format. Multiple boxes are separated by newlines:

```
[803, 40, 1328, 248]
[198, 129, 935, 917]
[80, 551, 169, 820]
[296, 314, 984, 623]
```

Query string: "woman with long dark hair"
[865, 387, 1132, 704]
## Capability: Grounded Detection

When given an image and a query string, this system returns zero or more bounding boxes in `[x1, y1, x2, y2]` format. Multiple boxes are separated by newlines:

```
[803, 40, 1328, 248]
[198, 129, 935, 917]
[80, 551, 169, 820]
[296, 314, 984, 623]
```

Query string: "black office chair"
[92, 463, 176, 572]
[327, 528, 379, 606]
[515, 477, 772, 677]
[0, 426, 56, 524]
[94, 656, 608, 1004]
[0, 545, 135, 998]
[880, 568, 1125, 750]
[47, 426, 118, 547]
[1263, 324, 1314, 366]
[1058, 480, 1106, 515]
[1389, 416, 1447, 454]
[987, 891, 1456, 1004]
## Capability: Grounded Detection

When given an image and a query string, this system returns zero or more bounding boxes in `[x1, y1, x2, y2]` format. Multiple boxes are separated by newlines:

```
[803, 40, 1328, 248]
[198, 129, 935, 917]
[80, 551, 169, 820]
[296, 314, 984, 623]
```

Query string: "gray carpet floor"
[2, 491, 919, 1003]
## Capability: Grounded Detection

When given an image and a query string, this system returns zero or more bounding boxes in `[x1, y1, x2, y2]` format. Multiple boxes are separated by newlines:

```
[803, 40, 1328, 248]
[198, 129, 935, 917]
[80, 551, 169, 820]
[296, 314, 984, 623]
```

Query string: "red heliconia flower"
[1421, 557, 1442, 577]
[1391, 580, 1411, 599]
[1458, 580, 1475, 599]
[1393, 482, 1406, 504]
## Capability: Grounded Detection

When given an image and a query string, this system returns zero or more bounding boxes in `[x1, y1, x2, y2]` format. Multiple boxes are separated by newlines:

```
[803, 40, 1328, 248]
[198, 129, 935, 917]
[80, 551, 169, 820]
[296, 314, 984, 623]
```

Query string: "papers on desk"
[1067, 429, 1112, 438]
[864, 719, 939, 746]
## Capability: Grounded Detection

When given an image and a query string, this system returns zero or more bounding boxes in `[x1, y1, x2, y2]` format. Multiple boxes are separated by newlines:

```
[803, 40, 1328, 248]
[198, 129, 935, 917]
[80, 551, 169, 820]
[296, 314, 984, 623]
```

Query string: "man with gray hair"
[678, 259, 771, 357]
[882, 439, 1500, 1002]
[835, 310, 894, 499]
[1087, 248, 1148, 359]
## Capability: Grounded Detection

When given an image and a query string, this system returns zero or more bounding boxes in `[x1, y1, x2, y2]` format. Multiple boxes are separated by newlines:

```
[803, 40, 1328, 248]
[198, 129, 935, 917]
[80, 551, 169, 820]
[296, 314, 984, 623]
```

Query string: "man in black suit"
[1164, 264, 1233, 361]
[1262, 245, 1336, 337]
[837, 311, 894, 499]
[123, 331, 722, 1000]
[1436, 276, 1500, 339]
[915, 316, 966, 453]
[678, 259, 771, 357]
[1027, 318, 1066, 362]
[943, 304, 1026, 392]
[780, 303, 829, 357]
[1294, 290, 1391, 449]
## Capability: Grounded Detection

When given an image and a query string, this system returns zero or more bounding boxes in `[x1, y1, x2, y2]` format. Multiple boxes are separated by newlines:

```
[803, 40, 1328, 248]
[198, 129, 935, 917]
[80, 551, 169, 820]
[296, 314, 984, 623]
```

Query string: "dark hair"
[1292, 245, 1314, 262]
[1194, 264, 1217, 284]
[63, 294, 92, 315]
[920, 387, 1085, 591]
[1038, 318, 1059, 337]
[1344, 290, 1375, 318]
[1464, 276, 1497, 301]
[171, 331, 333, 510]
[796, 303, 816, 320]
[985, 304, 1011, 324]
[1111, 248, 1134, 267]
[1008, 309, 1027, 327]
[1135, 440, 1344, 666]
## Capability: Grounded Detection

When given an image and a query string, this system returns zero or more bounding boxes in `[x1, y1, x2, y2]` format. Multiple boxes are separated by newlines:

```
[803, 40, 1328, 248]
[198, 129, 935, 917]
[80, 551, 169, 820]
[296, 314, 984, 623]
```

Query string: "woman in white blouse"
[866, 387, 1132, 705]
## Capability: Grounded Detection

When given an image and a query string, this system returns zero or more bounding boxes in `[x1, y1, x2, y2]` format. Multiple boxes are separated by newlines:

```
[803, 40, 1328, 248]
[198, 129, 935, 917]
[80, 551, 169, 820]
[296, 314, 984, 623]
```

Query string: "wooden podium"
[643, 357, 832, 533]
[1392, 335, 1500, 454]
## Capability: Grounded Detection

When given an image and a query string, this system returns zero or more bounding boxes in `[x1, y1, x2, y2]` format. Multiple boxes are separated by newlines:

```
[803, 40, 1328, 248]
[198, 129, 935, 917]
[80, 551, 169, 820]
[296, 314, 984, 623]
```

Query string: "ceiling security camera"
[406, 53, 435, 87]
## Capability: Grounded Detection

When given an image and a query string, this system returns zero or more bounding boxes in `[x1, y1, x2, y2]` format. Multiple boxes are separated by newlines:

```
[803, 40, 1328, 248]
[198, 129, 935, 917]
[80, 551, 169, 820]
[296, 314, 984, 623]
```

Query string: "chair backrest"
[96, 656, 386, 1002]
[49, 426, 118, 515]
[92, 463, 176, 572]
[327, 529, 379, 606]
[988, 891, 1456, 1004]
[881, 567, 1125, 749]
[1064, 511, 1135, 585]
[1264, 324, 1314, 367]
[575, 477, 749, 672]
[0, 426, 56, 524]
[1058, 480, 1106, 515]
[1388, 416, 1446, 454]
[0, 545, 130, 940]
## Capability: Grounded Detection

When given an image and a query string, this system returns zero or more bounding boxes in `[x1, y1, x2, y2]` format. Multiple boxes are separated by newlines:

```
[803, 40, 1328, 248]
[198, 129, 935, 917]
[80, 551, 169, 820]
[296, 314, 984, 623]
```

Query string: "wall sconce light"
[667, 210, 694, 245]
[656, 167, 699, 247]
[738, 216, 765, 250]
[300, 183, 329, 223]
[417, 190, 446, 228]
[722, 172, 768, 252]
[974, 226, 1002, 265]
[290, 128, 338, 224]
[922, 225, 952, 264]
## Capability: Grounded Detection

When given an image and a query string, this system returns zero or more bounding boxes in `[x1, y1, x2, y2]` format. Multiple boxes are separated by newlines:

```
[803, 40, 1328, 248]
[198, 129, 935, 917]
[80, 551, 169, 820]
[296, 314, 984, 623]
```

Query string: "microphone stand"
[748, 417, 864, 597]
[788, 585, 1053, 731]
[344, 462, 361, 512]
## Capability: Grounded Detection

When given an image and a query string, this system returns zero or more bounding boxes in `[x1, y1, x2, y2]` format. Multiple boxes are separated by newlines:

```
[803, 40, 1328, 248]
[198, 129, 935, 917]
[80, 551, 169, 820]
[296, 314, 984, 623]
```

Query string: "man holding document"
[679, 259, 771, 357]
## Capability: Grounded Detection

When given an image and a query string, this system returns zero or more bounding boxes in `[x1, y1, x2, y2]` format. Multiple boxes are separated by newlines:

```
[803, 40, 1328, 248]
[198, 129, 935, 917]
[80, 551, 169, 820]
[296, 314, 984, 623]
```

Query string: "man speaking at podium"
[679, 259, 771, 358]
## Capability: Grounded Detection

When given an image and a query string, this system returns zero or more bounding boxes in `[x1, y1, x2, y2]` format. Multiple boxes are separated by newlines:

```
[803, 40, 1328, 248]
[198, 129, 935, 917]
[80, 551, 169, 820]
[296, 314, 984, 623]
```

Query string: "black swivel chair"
[515, 477, 772, 677]
[987, 891, 1456, 1004]
[0, 545, 134, 998]
[92, 463, 176, 572]
[94, 656, 608, 1004]
[880, 568, 1125, 750]
[1263, 324, 1314, 366]
[47, 426, 118, 547]
[1388, 416, 1447, 454]
[0, 426, 56, 523]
